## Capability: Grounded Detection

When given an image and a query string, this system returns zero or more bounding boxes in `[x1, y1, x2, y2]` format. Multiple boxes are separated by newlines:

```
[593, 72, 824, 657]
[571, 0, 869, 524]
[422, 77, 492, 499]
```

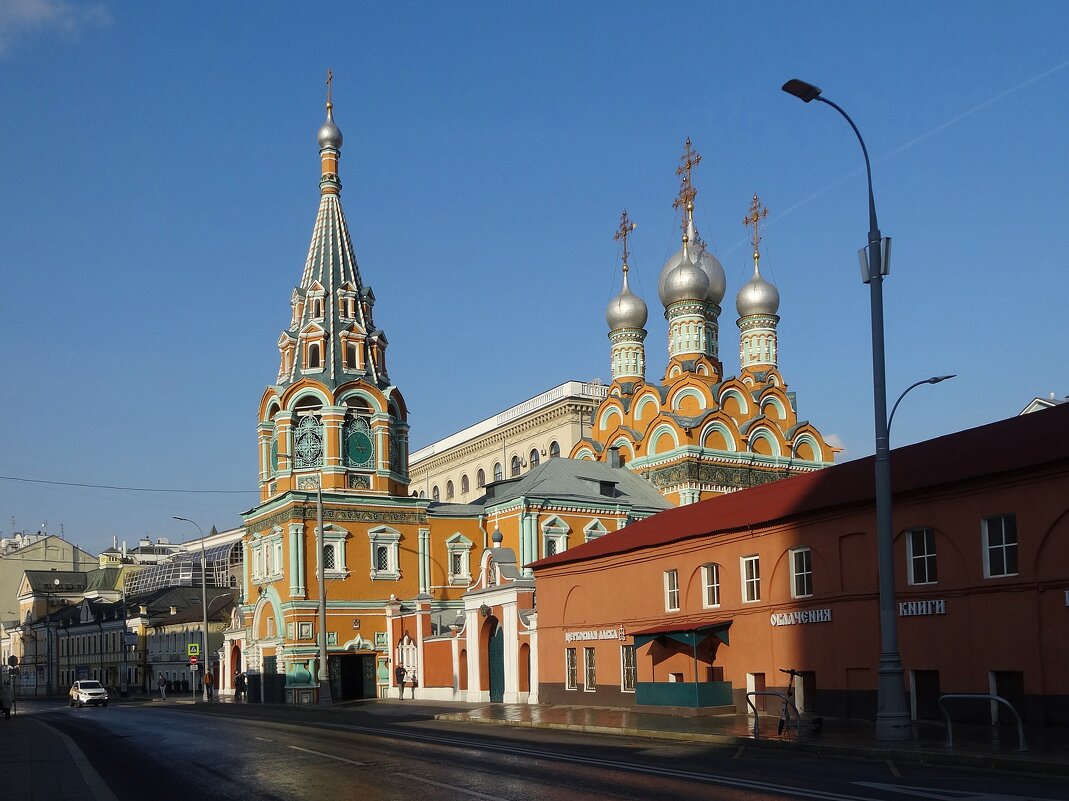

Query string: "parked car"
[69, 680, 108, 707]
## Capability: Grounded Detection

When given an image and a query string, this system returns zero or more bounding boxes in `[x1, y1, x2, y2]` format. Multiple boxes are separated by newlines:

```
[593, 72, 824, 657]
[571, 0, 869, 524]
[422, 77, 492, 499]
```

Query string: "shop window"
[664, 569, 680, 611]
[565, 648, 578, 690]
[702, 563, 721, 608]
[907, 528, 938, 585]
[583, 647, 596, 692]
[790, 547, 812, 598]
[982, 514, 1017, 577]
[742, 555, 761, 602]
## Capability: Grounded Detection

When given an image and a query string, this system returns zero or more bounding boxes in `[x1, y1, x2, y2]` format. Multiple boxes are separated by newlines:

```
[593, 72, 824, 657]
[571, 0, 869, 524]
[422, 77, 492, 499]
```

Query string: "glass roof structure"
[123, 540, 242, 595]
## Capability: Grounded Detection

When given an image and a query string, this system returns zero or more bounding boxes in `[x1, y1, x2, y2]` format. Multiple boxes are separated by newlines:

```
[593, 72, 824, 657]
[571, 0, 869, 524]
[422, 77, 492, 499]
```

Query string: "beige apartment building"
[408, 380, 609, 503]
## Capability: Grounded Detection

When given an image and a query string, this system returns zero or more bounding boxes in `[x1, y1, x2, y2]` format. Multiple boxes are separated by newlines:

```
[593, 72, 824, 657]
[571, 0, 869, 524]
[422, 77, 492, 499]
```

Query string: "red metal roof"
[533, 403, 1069, 571]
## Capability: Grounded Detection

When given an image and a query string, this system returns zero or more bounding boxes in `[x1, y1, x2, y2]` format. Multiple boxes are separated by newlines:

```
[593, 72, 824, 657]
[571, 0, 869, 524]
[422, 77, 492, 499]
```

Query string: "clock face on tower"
[344, 418, 374, 470]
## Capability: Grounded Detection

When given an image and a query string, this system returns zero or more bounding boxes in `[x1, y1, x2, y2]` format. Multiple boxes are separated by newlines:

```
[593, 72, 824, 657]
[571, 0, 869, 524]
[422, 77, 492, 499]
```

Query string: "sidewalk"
[433, 702, 1069, 776]
[0, 707, 117, 801]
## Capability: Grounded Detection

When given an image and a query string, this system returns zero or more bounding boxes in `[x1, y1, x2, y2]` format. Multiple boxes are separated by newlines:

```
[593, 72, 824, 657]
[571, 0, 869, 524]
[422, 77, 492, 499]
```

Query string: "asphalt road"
[29, 700, 1069, 801]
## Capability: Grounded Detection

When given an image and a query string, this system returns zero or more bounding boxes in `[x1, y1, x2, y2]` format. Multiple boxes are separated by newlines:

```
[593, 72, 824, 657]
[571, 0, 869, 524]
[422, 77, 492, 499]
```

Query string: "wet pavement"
[5, 692, 1068, 801]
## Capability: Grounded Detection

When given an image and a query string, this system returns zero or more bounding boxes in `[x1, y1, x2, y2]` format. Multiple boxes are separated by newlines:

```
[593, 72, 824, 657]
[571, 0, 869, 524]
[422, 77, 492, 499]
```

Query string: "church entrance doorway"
[329, 654, 376, 700]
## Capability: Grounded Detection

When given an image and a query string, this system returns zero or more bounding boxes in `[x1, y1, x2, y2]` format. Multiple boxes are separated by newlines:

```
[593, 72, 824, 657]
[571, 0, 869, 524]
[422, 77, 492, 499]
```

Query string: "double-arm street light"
[173, 516, 211, 702]
[782, 78, 909, 740]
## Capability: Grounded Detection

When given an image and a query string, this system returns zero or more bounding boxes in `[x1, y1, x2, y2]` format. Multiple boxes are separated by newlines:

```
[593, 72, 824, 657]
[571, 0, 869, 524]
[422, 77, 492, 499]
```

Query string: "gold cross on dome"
[672, 137, 702, 212]
[614, 210, 636, 271]
[326, 69, 333, 106]
[744, 193, 769, 256]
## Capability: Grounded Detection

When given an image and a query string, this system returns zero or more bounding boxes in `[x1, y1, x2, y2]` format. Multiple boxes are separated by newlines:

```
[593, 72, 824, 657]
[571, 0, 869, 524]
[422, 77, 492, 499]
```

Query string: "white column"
[527, 611, 539, 704]
[502, 600, 519, 702]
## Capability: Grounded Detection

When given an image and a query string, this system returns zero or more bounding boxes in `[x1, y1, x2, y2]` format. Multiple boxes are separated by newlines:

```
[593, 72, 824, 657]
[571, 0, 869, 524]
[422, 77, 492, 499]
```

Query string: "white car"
[69, 680, 108, 707]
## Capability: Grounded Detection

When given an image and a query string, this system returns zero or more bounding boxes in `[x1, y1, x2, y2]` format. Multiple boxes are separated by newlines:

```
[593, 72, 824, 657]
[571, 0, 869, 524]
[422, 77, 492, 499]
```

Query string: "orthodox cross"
[744, 193, 769, 257]
[614, 210, 636, 272]
[326, 68, 333, 106]
[673, 137, 702, 213]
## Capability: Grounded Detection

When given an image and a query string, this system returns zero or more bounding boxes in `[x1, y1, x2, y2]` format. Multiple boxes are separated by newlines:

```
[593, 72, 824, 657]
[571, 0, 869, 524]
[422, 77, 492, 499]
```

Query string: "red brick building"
[533, 404, 1069, 724]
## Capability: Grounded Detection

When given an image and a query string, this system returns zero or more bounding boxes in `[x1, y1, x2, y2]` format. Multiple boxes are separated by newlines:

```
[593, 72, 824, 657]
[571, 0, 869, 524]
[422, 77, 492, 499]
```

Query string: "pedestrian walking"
[235, 671, 246, 701]
[203, 669, 215, 700]
[394, 664, 407, 699]
[1, 678, 13, 719]
[157, 672, 168, 700]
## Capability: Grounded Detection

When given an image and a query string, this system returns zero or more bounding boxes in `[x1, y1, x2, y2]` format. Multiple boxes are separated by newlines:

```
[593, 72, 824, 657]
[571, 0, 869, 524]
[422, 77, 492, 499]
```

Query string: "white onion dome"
[317, 104, 343, 150]
[605, 269, 648, 331]
[661, 244, 710, 307]
[735, 261, 780, 317]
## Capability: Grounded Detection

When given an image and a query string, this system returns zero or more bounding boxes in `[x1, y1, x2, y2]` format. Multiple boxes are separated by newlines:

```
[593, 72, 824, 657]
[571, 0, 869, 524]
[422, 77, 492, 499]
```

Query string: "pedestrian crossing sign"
[187, 643, 201, 656]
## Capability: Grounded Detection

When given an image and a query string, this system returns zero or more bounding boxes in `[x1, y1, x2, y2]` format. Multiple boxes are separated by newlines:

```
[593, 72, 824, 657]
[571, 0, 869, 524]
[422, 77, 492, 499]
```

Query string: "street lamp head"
[782, 79, 823, 103]
[927, 374, 957, 384]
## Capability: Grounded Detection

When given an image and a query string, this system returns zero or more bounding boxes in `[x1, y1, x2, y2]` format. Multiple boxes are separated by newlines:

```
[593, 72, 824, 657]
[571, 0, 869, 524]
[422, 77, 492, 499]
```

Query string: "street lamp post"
[782, 78, 910, 740]
[45, 577, 59, 697]
[173, 516, 211, 702]
[888, 375, 957, 437]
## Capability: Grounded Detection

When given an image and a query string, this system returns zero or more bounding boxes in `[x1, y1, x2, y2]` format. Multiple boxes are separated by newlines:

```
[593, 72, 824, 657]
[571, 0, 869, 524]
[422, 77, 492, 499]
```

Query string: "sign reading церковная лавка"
[564, 628, 624, 642]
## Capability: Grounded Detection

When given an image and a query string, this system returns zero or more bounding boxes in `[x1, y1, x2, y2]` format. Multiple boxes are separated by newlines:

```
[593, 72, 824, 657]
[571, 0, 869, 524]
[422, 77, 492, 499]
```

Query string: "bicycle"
[777, 668, 800, 736]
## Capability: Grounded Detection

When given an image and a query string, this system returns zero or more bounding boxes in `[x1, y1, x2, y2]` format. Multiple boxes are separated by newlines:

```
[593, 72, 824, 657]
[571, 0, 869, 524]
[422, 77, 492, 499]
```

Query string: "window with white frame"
[541, 515, 571, 558]
[742, 555, 760, 602]
[583, 647, 596, 691]
[621, 645, 636, 692]
[584, 519, 609, 542]
[367, 526, 401, 580]
[664, 569, 680, 611]
[319, 525, 349, 578]
[908, 528, 938, 584]
[445, 533, 473, 584]
[493, 462, 503, 482]
[565, 647, 577, 690]
[983, 514, 1018, 578]
[702, 563, 721, 608]
[790, 547, 812, 598]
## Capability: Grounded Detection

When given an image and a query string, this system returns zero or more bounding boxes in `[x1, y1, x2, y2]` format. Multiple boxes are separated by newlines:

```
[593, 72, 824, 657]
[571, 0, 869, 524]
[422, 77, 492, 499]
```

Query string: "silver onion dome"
[317, 105, 343, 150]
[661, 247, 710, 307]
[606, 270, 648, 331]
[735, 262, 780, 317]
[658, 219, 724, 307]
[694, 243, 726, 306]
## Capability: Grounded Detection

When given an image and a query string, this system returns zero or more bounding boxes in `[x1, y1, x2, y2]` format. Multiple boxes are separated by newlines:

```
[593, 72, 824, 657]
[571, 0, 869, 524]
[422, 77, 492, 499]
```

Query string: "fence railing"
[938, 693, 1027, 752]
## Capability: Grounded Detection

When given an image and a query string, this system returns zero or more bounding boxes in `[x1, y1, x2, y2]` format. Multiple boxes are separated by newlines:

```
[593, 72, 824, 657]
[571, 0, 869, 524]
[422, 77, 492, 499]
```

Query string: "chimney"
[607, 446, 623, 469]
[169, 606, 177, 616]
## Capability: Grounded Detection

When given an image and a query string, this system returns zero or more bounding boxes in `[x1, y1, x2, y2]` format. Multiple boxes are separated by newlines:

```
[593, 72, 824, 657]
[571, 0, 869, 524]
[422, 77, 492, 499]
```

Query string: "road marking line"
[886, 759, 900, 777]
[288, 745, 367, 766]
[395, 772, 501, 800]
[733, 746, 745, 759]
[255, 737, 274, 742]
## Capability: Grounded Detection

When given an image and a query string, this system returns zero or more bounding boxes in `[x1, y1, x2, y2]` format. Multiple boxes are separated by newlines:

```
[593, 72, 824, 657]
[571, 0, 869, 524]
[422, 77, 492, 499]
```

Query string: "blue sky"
[1, 2, 1066, 554]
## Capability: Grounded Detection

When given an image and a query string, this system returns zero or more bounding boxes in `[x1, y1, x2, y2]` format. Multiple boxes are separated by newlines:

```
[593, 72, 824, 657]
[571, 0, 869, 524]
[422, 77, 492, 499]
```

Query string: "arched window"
[549, 441, 561, 458]
[529, 449, 540, 469]
[307, 343, 321, 369]
[511, 456, 521, 477]
[432, 486, 440, 502]
[461, 475, 469, 494]
[493, 462, 503, 482]
[446, 481, 454, 499]
[344, 342, 358, 369]
[477, 469, 486, 488]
